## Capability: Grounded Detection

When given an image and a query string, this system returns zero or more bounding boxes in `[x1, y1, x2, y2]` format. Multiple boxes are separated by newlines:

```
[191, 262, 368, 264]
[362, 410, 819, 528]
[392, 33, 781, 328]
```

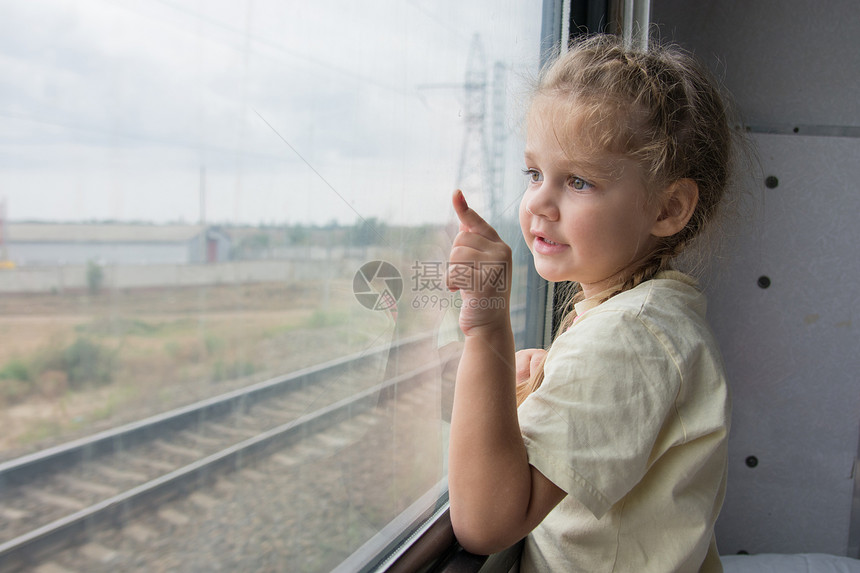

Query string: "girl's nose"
[524, 182, 559, 221]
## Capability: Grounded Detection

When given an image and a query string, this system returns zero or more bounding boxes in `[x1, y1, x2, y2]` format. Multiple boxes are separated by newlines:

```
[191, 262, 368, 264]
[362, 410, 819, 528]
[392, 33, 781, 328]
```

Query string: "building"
[5, 223, 231, 266]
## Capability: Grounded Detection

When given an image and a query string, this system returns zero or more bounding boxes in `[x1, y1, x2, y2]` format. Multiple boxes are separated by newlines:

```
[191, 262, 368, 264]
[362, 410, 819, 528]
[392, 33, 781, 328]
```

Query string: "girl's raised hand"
[447, 190, 512, 335]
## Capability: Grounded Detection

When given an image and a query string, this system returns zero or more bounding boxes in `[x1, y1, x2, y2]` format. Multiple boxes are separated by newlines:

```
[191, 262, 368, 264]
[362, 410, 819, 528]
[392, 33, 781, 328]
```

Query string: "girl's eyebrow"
[523, 150, 616, 181]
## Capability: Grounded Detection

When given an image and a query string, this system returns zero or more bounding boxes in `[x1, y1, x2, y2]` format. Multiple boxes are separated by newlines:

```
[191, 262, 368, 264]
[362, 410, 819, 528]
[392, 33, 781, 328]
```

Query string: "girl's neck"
[573, 283, 623, 316]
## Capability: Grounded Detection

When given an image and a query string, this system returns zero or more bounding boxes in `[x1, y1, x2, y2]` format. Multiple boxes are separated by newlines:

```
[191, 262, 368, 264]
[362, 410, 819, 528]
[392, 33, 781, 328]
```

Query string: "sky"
[0, 0, 544, 227]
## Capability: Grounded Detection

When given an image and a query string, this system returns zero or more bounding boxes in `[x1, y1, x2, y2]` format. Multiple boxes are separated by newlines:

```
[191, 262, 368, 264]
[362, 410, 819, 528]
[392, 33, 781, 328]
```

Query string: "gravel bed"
[38, 376, 446, 572]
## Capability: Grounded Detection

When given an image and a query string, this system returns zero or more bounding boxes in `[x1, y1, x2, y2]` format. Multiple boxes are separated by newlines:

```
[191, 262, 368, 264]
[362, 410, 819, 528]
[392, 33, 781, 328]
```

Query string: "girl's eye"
[522, 168, 542, 183]
[569, 176, 591, 191]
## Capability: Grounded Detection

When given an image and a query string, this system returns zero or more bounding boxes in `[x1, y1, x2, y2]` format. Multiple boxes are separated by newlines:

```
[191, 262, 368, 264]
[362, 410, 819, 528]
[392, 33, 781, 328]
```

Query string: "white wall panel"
[705, 133, 860, 556]
[652, 0, 860, 557]
[653, 0, 860, 129]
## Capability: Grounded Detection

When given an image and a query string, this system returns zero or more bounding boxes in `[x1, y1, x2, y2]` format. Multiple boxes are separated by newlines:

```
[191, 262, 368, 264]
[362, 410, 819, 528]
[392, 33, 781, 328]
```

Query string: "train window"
[0, 1, 541, 570]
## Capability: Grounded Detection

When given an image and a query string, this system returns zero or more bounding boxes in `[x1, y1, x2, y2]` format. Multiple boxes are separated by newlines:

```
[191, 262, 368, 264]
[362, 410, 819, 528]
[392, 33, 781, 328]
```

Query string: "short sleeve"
[517, 308, 682, 519]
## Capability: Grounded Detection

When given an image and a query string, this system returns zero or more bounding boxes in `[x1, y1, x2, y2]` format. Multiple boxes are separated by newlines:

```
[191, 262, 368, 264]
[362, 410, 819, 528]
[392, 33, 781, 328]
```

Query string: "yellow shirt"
[518, 272, 730, 572]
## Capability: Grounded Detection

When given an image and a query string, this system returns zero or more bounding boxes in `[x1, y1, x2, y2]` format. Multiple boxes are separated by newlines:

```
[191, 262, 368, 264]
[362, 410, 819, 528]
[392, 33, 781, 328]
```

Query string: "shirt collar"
[571, 271, 698, 319]
[573, 284, 622, 318]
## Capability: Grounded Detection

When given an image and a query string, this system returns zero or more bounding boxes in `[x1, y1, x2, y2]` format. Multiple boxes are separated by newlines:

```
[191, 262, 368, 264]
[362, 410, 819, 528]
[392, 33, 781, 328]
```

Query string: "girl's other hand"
[515, 348, 547, 386]
[447, 190, 512, 335]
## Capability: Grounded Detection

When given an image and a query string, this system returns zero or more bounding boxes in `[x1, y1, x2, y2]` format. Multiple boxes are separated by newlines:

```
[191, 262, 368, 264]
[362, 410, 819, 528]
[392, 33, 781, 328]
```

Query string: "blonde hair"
[517, 34, 737, 406]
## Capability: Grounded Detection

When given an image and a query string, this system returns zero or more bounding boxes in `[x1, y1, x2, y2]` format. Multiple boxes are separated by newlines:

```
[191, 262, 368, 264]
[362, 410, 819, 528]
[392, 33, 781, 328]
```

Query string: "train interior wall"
[652, 0, 860, 558]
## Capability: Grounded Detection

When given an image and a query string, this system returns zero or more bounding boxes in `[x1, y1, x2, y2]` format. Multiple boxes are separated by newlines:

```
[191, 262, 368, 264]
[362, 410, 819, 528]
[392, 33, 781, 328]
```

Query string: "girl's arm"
[446, 191, 565, 555]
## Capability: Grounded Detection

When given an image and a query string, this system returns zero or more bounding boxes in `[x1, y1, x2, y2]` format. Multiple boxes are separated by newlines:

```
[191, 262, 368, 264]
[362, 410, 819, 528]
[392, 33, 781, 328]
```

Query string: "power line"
[146, 0, 417, 98]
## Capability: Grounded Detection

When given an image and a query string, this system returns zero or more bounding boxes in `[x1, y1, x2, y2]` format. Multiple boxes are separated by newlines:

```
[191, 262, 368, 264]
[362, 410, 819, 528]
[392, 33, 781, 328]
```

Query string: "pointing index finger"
[452, 190, 498, 239]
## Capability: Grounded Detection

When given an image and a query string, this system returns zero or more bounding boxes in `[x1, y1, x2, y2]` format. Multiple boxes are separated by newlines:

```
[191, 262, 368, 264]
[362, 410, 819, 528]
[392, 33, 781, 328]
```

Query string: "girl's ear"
[651, 178, 699, 238]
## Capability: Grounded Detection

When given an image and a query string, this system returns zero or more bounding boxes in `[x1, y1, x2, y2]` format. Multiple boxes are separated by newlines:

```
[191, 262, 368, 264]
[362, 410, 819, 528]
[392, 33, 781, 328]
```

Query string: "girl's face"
[519, 98, 662, 300]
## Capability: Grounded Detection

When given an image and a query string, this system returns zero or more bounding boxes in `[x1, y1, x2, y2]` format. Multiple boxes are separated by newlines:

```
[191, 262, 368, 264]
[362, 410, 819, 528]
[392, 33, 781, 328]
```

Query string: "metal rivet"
[765, 175, 779, 189]
[757, 276, 771, 289]
[745, 456, 759, 468]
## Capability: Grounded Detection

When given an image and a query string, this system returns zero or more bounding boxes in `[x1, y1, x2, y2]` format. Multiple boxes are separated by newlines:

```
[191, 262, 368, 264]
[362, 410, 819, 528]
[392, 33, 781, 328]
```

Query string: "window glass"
[0, 1, 540, 570]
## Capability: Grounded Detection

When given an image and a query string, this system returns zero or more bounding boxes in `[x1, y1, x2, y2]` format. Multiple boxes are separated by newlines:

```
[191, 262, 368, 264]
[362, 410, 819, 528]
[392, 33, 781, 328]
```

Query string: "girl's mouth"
[532, 232, 567, 254]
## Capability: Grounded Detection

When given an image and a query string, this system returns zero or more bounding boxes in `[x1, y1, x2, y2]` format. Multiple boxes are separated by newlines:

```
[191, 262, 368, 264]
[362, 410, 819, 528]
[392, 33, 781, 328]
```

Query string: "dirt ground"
[0, 279, 437, 461]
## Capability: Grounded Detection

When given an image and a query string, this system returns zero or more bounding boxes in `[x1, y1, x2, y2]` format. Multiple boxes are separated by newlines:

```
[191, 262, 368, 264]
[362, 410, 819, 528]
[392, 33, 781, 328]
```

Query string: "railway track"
[0, 306, 525, 572]
[0, 332, 441, 572]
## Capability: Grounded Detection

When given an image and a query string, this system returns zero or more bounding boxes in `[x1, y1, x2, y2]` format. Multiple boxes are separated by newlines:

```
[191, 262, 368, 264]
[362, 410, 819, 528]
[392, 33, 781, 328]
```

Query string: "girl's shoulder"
[554, 272, 714, 360]
[576, 271, 706, 326]
[547, 272, 723, 385]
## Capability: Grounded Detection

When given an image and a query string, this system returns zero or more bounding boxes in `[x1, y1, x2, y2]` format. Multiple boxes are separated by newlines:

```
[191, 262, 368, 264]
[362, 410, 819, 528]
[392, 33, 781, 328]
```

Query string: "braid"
[615, 236, 688, 298]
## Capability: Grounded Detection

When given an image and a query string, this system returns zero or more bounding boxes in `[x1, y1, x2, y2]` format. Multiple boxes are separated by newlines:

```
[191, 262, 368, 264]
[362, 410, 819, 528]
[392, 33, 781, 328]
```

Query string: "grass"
[0, 375, 31, 406]
[0, 279, 440, 456]
[19, 418, 66, 445]
[212, 359, 257, 382]
[87, 384, 140, 423]
[305, 310, 349, 328]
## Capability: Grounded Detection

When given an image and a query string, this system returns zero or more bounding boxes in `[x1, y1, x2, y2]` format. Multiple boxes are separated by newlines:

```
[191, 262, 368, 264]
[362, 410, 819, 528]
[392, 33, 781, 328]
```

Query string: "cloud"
[0, 0, 541, 225]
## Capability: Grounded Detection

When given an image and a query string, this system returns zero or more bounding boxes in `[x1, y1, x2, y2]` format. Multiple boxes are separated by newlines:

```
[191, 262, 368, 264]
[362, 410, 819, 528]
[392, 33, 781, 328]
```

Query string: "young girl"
[446, 34, 735, 572]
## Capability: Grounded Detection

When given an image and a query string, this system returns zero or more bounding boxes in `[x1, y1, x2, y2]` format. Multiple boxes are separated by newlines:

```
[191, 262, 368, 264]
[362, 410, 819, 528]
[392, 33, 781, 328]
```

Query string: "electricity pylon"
[418, 34, 508, 222]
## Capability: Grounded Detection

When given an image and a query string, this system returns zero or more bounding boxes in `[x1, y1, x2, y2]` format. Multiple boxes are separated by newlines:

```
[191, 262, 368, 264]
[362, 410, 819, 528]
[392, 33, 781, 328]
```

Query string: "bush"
[87, 261, 105, 295]
[0, 358, 32, 382]
[63, 338, 113, 388]
[39, 337, 113, 390]
[0, 338, 114, 405]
